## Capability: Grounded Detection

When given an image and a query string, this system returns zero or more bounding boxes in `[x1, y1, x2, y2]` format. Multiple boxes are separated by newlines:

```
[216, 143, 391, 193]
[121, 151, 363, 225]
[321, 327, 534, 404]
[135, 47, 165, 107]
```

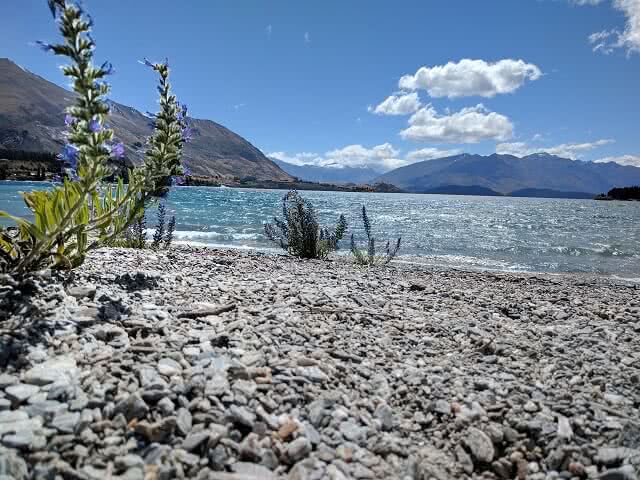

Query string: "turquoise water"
[2, 181, 640, 277]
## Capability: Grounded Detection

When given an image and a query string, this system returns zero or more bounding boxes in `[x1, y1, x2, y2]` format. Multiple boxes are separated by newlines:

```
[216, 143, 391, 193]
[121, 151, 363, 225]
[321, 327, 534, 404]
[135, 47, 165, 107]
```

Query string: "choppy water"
[2, 181, 640, 278]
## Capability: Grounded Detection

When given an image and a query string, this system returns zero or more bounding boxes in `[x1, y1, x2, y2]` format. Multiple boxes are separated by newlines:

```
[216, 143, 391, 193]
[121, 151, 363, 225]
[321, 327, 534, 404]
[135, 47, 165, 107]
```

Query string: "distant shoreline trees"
[595, 186, 640, 201]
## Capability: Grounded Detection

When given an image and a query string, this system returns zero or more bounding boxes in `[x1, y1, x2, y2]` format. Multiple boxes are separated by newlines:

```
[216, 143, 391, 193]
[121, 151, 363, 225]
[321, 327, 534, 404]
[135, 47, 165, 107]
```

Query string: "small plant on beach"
[264, 190, 347, 259]
[350, 205, 401, 266]
[0, 1, 187, 273]
[151, 203, 176, 250]
[165, 214, 176, 248]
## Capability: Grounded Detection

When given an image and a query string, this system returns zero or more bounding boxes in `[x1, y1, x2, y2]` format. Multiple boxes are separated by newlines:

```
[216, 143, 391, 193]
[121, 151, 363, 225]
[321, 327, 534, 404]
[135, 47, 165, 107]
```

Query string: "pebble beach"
[0, 245, 639, 479]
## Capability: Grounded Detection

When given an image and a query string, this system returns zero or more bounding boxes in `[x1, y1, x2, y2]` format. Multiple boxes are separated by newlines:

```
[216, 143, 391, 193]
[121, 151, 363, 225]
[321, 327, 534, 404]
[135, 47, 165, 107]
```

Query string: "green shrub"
[0, 0, 186, 273]
[350, 205, 401, 265]
[264, 190, 347, 259]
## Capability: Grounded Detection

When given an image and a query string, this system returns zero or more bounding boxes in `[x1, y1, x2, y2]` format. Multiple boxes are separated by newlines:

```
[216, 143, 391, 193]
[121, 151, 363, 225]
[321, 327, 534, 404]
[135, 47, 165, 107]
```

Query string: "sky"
[1, 0, 639, 172]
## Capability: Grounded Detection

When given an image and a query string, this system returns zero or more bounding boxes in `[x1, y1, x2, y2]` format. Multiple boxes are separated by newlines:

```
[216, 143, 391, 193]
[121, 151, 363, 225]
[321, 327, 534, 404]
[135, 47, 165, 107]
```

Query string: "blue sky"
[1, 0, 639, 171]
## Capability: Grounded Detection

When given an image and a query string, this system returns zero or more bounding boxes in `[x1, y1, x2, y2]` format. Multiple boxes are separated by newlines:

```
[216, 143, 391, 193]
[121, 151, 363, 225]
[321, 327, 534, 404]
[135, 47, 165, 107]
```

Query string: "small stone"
[113, 393, 148, 421]
[182, 431, 209, 452]
[5, 384, 40, 404]
[432, 400, 451, 415]
[51, 411, 80, 434]
[228, 405, 255, 428]
[23, 356, 78, 386]
[296, 366, 328, 383]
[157, 358, 182, 377]
[288, 436, 312, 463]
[557, 415, 573, 441]
[176, 408, 192, 436]
[134, 417, 176, 443]
[0, 446, 29, 479]
[375, 403, 394, 431]
[599, 465, 637, 480]
[67, 284, 96, 299]
[464, 427, 495, 463]
[157, 397, 175, 416]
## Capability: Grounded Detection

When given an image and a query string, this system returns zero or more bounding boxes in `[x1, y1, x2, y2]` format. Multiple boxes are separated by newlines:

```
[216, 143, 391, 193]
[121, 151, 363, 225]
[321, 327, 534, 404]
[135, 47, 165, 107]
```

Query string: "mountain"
[376, 153, 640, 197]
[0, 58, 292, 181]
[272, 158, 381, 184]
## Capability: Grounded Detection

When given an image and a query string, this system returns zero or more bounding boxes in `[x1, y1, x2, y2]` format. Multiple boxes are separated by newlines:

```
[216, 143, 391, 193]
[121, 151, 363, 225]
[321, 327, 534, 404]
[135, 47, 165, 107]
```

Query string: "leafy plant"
[0, 0, 187, 273]
[264, 190, 347, 259]
[152, 203, 166, 249]
[350, 205, 401, 265]
[165, 214, 176, 248]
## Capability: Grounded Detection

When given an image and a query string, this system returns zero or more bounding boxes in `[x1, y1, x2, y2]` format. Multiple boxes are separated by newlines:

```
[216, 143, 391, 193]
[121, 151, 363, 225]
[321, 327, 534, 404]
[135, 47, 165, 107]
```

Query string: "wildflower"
[183, 166, 192, 177]
[64, 114, 75, 126]
[140, 58, 154, 68]
[100, 61, 114, 75]
[88, 118, 101, 132]
[35, 40, 53, 52]
[110, 142, 125, 159]
[172, 175, 186, 186]
[60, 144, 79, 167]
[181, 126, 194, 142]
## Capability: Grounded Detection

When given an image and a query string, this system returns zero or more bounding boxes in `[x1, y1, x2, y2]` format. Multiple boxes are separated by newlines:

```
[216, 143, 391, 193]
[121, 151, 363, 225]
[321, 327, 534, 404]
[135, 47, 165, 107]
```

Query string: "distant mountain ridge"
[0, 58, 292, 181]
[271, 158, 381, 184]
[376, 153, 640, 197]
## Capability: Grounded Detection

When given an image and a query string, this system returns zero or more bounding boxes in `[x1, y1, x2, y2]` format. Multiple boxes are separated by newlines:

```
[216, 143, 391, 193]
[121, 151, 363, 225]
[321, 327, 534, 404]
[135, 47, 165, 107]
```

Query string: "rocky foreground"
[0, 246, 639, 480]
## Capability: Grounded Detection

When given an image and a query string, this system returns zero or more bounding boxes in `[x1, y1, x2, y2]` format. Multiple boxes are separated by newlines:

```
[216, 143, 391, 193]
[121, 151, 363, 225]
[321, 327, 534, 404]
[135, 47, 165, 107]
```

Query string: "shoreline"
[176, 241, 640, 284]
[0, 245, 639, 479]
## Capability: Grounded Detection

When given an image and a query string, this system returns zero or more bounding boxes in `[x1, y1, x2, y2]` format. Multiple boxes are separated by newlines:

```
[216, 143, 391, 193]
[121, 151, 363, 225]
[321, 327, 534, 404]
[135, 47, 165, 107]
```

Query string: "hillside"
[272, 158, 381, 184]
[376, 153, 640, 197]
[0, 58, 292, 182]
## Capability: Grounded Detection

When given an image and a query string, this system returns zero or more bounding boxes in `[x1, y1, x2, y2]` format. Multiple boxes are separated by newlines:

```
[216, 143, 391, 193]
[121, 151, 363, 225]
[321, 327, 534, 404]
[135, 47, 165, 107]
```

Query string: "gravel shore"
[0, 246, 639, 480]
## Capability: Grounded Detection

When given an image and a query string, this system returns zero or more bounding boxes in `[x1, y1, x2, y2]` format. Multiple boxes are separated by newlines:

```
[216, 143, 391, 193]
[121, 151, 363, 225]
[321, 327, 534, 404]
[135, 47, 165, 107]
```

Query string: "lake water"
[2, 181, 640, 278]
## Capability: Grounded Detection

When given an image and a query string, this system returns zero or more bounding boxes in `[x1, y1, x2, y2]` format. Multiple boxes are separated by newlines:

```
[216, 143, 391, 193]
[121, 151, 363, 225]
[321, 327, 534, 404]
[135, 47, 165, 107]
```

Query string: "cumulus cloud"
[400, 104, 514, 143]
[368, 93, 422, 115]
[584, 0, 640, 55]
[270, 143, 467, 171]
[270, 143, 406, 171]
[269, 151, 322, 166]
[496, 139, 613, 159]
[406, 147, 463, 161]
[398, 59, 542, 98]
[593, 154, 640, 167]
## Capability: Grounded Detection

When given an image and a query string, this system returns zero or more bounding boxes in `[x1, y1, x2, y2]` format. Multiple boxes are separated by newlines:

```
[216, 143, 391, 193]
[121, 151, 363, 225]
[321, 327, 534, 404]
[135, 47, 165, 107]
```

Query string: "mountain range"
[375, 153, 640, 197]
[0, 58, 292, 182]
[271, 158, 381, 184]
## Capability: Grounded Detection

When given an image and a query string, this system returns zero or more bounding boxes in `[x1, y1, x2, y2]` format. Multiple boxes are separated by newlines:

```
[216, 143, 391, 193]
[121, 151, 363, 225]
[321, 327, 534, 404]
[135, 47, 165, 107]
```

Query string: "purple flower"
[181, 126, 194, 142]
[64, 114, 75, 127]
[172, 176, 186, 186]
[140, 58, 154, 68]
[60, 144, 79, 168]
[88, 118, 101, 132]
[183, 166, 191, 177]
[35, 40, 53, 52]
[100, 61, 114, 75]
[110, 142, 125, 159]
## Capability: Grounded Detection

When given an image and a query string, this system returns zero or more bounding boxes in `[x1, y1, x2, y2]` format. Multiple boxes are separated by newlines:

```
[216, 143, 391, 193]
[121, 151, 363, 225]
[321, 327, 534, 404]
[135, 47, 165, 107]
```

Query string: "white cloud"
[400, 104, 514, 143]
[584, 0, 640, 55]
[593, 154, 640, 167]
[572, 0, 605, 5]
[324, 143, 405, 170]
[496, 139, 613, 159]
[269, 151, 323, 166]
[407, 147, 463, 161]
[272, 145, 470, 171]
[368, 93, 422, 115]
[270, 143, 405, 171]
[398, 59, 542, 98]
